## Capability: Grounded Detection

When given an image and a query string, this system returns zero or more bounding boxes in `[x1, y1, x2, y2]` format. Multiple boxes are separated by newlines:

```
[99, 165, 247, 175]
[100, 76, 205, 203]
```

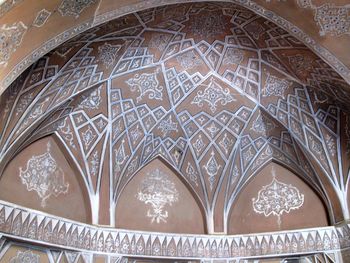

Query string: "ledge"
[0, 200, 349, 259]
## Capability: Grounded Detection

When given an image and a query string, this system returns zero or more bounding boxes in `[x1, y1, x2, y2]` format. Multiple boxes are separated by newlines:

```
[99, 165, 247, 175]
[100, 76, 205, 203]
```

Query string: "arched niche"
[228, 162, 328, 235]
[115, 158, 206, 234]
[0, 136, 91, 223]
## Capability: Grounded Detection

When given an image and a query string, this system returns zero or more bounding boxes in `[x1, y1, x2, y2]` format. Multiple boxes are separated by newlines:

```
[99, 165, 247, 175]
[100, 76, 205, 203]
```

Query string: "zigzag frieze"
[0, 201, 345, 258]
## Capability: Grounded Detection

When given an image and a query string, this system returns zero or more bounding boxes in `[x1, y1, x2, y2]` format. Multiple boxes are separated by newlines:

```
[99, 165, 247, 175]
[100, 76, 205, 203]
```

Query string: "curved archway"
[0, 0, 347, 236]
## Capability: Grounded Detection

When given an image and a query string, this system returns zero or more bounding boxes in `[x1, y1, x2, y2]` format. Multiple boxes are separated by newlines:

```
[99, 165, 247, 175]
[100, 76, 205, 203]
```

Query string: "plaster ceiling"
[0, 0, 350, 94]
[0, 1, 350, 234]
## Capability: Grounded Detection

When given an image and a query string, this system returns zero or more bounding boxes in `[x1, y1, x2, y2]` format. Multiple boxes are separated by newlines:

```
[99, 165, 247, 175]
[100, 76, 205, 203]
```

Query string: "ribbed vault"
[0, 1, 349, 236]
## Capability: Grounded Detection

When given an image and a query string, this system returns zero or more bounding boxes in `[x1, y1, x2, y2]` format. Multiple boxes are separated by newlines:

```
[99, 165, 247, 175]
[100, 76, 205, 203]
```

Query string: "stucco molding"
[0, 201, 347, 259]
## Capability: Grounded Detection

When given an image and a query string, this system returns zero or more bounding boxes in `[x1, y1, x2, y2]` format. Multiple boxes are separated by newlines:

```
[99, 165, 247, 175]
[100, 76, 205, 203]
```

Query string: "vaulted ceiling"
[1, 0, 350, 94]
[1, 1, 350, 236]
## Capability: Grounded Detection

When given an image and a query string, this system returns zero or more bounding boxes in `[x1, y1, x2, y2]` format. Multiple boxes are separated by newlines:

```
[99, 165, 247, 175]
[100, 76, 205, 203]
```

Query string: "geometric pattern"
[0, 2, 349, 232]
[0, 201, 343, 259]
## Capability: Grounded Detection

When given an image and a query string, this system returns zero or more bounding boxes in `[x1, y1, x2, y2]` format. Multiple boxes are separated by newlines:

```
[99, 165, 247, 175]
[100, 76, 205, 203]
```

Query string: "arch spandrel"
[228, 162, 329, 235]
[0, 136, 92, 223]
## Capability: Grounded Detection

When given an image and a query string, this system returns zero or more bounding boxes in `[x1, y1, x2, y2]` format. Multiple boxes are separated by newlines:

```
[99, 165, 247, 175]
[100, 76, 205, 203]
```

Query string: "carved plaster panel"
[296, 1, 350, 36]
[19, 142, 69, 207]
[136, 169, 179, 223]
[58, 0, 96, 18]
[0, 22, 27, 66]
[252, 171, 304, 226]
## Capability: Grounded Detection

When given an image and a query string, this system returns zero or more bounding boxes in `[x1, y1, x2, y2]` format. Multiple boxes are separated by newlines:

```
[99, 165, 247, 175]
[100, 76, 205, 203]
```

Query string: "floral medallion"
[252, 170, 304, 226]
[136, 169, 178, 223]
[19, 142, 69, 207]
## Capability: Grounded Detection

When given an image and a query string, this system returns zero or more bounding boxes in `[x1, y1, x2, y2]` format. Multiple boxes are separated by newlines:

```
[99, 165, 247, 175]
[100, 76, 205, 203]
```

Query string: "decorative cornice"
[1, 0, 350, 96]
[0, 201, 347, 259]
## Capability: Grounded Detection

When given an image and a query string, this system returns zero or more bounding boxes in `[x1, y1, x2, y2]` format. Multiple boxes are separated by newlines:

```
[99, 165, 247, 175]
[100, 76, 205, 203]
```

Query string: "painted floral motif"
[251, 113, 276, 136]
[176, 50, 203, 70]
[57, 118, 76, 150]
[231, 165, 239, 184]
[252, 168, 304, 225]
[309, 135, 326, 161]
[262, 73, 291, 99]
[33, 9, 51, 27]
[19, 142, 69, 207]
[58, 0, 95, 18]
[204, 151, 221, 190]
[0, 0, 22, 17]
[186, 163, 199, 186]
[0, 22, 27, 66]
[90, 150, 100, 177]
[325, 134, 336, 157]
[193, 135, 205, 155]
[98, 43, 121, 68]
[10, 250, 40, 263]
[114, 140, 129, 173]
[192, 79, 235, 113]
[288, 54, 313, 75]
[126, 69, 163, 102]
[219, 133, 234, 155]
[223, 48, 243, 65]
[242, 146, 254, 167]
[296, 0, 350, 36]
[78, 86, 102, 110]
[245, 20, 265, 40]
[296, 0, 313, 8]
[15, 93, 34, 116]
[126, 157, 138, 177]
[158, 115, 178, 137]
[136, 169, 179, 223]
[189, 13, 225, 38]
[149, 33, 172, 52]
[82, 127, 96, 148]
[21, 97, 50, 127]
[314, 3, 350, 36]
[130, 125, 142, 141]
[206, 122, 220, 138]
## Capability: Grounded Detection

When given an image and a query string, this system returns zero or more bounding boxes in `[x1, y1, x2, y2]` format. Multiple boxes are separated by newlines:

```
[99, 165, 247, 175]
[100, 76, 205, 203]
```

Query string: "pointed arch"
[227, 161, 329, 234]
[252, 104, 346, 224]
[0, 135, 92, 223]
[114, 157, 207, 234]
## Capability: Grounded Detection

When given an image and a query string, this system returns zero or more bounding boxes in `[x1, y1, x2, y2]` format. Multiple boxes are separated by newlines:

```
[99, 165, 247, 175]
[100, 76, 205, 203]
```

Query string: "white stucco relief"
[136, 169, 179, 223]
[252, 167, 304, 226]
[19, 142, 69, 207]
